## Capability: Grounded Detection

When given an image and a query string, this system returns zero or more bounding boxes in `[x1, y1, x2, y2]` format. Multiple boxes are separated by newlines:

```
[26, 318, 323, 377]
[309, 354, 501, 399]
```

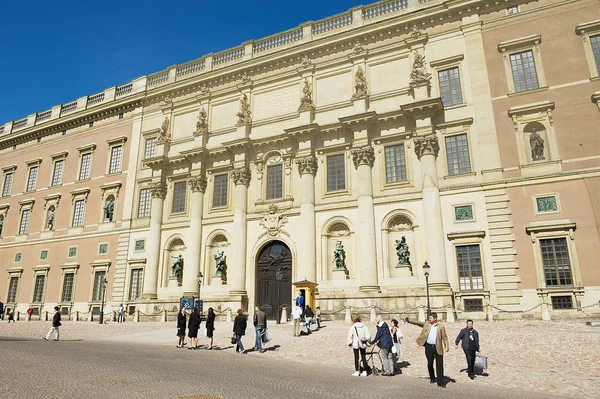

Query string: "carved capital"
[296, 156, 318, 176]
[413, 136, 440, 159]
[351, 146, 375, 169]
[149, 182, 167, 199]
[188, 175, 207, 193]
[231, 168, 251, 186]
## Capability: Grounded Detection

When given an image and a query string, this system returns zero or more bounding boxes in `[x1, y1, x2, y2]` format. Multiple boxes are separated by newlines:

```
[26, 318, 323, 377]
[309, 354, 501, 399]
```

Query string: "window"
[40, 250, 48, 260]
[19, 209, 31, 235]
[171, 181, 187, 213]
[2, 172, 13, 196]
[540, 238, 573, 287]
[91, 271, 106, 302]
[68, 247, 77, 257]
[134, 240, 145, 251]
[118, 113, 124, 119]
[26, 166, 38, 191]
[536, 195, 558, 213]
[137, 188, 151, 218]
[384, 144, 407, 184]
[129, 268, 143, 300]
[456, 244, 484, 290]
[51, 160, 64, 186]
[89, 122, 94, 128]
[455, 205, 474, 222]
[507, 6, 519, 14]
[551, 295, 573, 310]
[32, 275, 46, 303]
[99, 244, 108, 255]
[72, 200, 85, 227]
[438, 67, 463, 107]
[61, 273, 75, 302]
[463, 298, 484, 312]
[144, 137, 157, 159]
[14, 253, 22, 262]
[79, 153, 92, 180]
[445, 134, 471, 175]
[266, 164, 283, 200]
[108, 145, 122, 174]
[510, 51, 539, 92]
[326, 154, 346, 192]
[591, 35, 600, 74]
[7, 276, 19, 302]
[212, 174, 228, 208]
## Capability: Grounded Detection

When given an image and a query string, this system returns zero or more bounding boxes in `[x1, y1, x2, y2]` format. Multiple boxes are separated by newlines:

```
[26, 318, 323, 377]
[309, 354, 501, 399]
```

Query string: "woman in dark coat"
[176, 307, 187, 348]
[206, 307, 216, 349]
[188, 307, 201, 350]
[233, 308, 247, 354]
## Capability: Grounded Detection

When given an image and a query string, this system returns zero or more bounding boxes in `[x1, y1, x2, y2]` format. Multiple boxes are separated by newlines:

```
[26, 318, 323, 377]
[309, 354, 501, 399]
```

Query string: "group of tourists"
[348, 311, 481, 387]
[176, 307, 216, 349]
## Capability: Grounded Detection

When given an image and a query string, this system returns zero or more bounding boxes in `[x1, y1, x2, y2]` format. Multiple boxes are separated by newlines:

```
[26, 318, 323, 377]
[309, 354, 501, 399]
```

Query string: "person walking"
[117, 304, 125, 323]
[304, 305, 314, 334]
[292, 304, 302, 337]
[205, 307, 216, 349]
[371, 315, 395, 376]
[390, 319, 404, 372]
[296, 294, 305, 319]
[233, 308, 247, 354]
[43, 306, 62, 341]
[176, 307, 187, 348]
[455, 319, 480, 379]
[26, 307, 34, 322]
[188, 307, 201, 350]
[0, 299, 4, 321]
[347, 314, 371, 377]
[253, 306, 267, 352]
[405, 312, 449, 388]
[6, 307, 15, 323]
[316, 306, 321, 329]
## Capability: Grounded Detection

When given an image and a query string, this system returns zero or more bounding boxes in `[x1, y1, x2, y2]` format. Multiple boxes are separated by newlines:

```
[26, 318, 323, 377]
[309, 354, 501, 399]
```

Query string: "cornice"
[284, 123, 320, 137]
[400, 98, 443, 115]
[436, 117, 473, 130]
[497, 34, 542, 53]
[447, 230, 486, 240]
[339, 111, 378, 126]
[575, 19, 600, 35]
[507, 101, 555, 117]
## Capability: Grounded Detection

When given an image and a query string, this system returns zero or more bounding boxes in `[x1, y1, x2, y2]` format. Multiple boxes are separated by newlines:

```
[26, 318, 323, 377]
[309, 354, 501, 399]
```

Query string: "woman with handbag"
[346, 314, 371, 377]
[233, 308, 247, 354]
[390, 319, 403, 372]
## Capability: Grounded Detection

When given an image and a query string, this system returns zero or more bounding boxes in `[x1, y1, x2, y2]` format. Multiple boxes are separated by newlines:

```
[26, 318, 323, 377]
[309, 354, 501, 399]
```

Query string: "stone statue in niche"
[395, 236, 411, 267]
[299, 78, 313, 111]
[213, 250, 227, 278]
[529, 128, 545, 161]
[353, 66, 368, 98]
[104, 198, 115, 222]
[409, 52, 432, 87]
[170, 255, 184, 279]
[46, 208, 55, 230]
[236, 94, 252, 126]
[332, 241, 347, 270]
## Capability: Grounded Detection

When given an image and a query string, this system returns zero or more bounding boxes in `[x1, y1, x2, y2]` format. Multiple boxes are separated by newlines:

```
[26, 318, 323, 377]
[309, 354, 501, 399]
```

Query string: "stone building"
[1, 0, 599, 321]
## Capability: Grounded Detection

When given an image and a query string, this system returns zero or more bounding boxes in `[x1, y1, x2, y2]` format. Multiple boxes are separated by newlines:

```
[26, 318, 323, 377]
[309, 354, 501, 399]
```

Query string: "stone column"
[182, 175, 207, 297]
[351, 146, 380, 292]
[229, 167, 250, 295]
[296, 156, 318, 283]
[414, 136, 449, 285]
[142, 182, 167, 299]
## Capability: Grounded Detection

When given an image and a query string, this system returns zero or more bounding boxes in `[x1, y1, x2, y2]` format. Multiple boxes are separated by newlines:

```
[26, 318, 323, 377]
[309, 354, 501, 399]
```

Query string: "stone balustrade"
[0, 0, 444, 135]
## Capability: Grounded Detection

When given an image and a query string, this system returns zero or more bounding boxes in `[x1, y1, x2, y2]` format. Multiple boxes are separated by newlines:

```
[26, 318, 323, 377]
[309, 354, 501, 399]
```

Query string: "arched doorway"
[256, 241, 292, 321]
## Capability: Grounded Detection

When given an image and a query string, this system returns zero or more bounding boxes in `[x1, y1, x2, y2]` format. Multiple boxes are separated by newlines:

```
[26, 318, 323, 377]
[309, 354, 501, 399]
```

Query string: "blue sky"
[0, 0, 363, 124]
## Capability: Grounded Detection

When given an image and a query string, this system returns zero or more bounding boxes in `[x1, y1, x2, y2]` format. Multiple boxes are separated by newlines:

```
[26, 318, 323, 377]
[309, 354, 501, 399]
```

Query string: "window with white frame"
[212, 174, 228, 208]
[108, 145, 122, 174]
[7, 276, 19, 302]
[137, 188, 151, 218]
[129, 268, 143, 300]
[91, 270, 106, 302]
[445, 134, 471, 175]
[61, 272, 75, 302]
[2, 171, 13, 197]
[456, 244, 484, 290]
[438, 67, 463, 107]
[171, 181, 187, 213]
[326, 154, 346, 192]
[576, 21, 600, 78]
[79, 152, 92, 180]
[72, 200, 85, 227]
[32, 274, 46, 303]
[591, 35, 600, 73]
[51, 160, 64, 186]
[266, 164, 283, 200]
[26, 166, 38, 192]
[144, 137, 157, 159]
[498, 35, 546, 94]
[19, 209, 31, 235]
[384, 144, 407, 184]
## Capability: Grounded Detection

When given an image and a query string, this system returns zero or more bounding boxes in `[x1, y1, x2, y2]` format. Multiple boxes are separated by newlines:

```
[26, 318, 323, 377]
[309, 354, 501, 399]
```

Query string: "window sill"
[49, 184, 63, 188]
[507, 86, 549, 97]
[381, 181, 411, 191]
[443, 171, 476, 180]
[15, 234, 29, 242]
[76, 178, 91, 183]
[324, 189, 349, 199]
[106, 172, 122, 176]
[209, 205, 229, 213]
[442, 103, 467, 111]
[590, 76, 600, 82]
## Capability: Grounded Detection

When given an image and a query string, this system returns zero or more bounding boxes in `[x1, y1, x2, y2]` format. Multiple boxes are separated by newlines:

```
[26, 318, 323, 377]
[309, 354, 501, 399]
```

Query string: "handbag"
[475, 355, 488, 369]
[231, 334, 237, 345]
[355, 326, 369, 345]
[391, 345, 397, 354]
[261, 329, 271, 344]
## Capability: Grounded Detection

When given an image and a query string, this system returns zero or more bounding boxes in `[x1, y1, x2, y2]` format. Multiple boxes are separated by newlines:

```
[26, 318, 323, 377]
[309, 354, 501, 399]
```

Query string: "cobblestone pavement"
[1, 318, 599, 398]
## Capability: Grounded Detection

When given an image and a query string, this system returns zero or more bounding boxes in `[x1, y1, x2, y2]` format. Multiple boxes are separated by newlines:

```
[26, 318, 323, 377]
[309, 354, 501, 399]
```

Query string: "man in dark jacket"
[455, 319, 480, 379]
[233, 309, 247, 354]
[253, 306, 267, 352]
[0, 299, 4, 320]
[43, 306, 62, 341]
[371, 316, 395, 376]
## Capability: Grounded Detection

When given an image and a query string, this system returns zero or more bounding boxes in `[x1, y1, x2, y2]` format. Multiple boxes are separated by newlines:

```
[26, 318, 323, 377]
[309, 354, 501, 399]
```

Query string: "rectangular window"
[79, 153, 92, 180]
[510, 50, 539, 92]
[438, 67, 463, 107]
[7, 276, 19, 302]
[68, 247, 77, 257]
[540, 238, 573, 287]
[108, 145, 122, 174]
[266, 164, 283, 200]
[144, 137, 157, 159]
[40, 250, 48, 260]
[51, 160, 64, 186]
[92, 271, 106, 302]
[129, 268, 143, 300]
[135, 240, 145, 251]
[463, 298, 484, 312]
[32, 275, 46, 303]
[551, 295, 573, 310]
[137, 188, 151, 218]
[26, 166, 38, 191]
[2, 172, 13, 196]
[99, 244, 108, 255]
[445, 134, 471, 175]
[72, 200, 85, 227]
[212, 174, 229, 208]
[591, 35, 600, 74]
[507, 6, 519, 14]
[327, 154, 346, 192]
[19, 209, 31, 235]
[171, 181, 187, 213]
[456, 244, 484, 290]
[61, 273, 75, 302]
[384, 144, 407, 184]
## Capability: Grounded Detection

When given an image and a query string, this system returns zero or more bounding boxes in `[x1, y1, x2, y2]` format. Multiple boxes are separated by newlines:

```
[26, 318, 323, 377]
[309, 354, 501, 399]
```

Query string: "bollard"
[133, 310, 139, 323]
[486, 304, 494, 322]
[88, 311, 93, 322]
[369, 305, 377, 322]
[541, 301, 551, 321]
[446, 308, 455, 323]
[418, 307, 426, 322]
[226, 308, 232, 323]
[345, 305, 352, 322]
[280, 306, 288, 324]
[17, 311, 21, 321]
[161, 309, 167, 323]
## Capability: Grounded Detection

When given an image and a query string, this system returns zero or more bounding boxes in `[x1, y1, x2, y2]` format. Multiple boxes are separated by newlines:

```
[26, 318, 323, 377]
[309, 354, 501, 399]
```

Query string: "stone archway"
[256, 240, 292, 321]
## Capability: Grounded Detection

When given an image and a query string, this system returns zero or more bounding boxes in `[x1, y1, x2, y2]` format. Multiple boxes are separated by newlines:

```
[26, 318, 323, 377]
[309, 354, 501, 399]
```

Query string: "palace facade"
[2, 0, 600, 321]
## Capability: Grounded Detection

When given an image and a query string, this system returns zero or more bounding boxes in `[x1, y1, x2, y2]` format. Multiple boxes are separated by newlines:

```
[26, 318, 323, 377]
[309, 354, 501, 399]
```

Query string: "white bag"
[391, 346, 397, 354]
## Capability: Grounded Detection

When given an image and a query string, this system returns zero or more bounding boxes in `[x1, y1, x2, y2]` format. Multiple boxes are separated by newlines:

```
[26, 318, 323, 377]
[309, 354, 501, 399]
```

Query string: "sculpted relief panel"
[210, 100, 239, 131]
[253, 85, 298, 121]
[369, 58, 410, 95]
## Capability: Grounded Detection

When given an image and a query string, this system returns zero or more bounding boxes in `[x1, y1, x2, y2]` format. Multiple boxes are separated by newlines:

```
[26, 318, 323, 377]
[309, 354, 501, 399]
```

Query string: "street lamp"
[197, 272, 203, 299]
[423, 261, 431, 317]
[275, 269, 283, 324]
[99, 278, 108, 324]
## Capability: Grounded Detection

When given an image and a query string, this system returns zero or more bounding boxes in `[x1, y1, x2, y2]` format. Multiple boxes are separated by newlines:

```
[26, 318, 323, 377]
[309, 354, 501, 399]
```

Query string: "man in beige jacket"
[405, 312, 449, 387]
